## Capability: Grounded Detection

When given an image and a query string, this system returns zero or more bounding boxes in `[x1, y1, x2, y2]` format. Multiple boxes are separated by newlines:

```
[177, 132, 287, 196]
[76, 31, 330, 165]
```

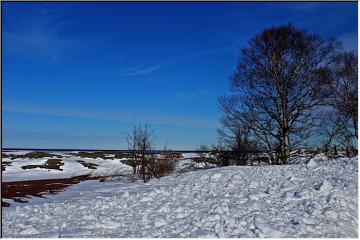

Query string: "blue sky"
[3, 2, 357, 150]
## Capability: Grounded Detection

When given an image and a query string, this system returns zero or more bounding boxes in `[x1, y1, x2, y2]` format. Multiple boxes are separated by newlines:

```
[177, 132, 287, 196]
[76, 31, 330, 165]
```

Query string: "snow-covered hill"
[2, 156, 358, 237]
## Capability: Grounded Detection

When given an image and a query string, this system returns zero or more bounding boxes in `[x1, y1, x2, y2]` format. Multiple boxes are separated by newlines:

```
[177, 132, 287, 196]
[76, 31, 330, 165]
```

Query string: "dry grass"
[121, 155, 178, 181]
[147, 158, 178, 179]
[21, 159, 64, 171]
[2, 161, 12, 171]
[77, 160, 98, 169]
[161, 152, 182, 159]
[71, 151, 129, 159]
[3, 152, 63, 160]
[191, 156, 219, 167]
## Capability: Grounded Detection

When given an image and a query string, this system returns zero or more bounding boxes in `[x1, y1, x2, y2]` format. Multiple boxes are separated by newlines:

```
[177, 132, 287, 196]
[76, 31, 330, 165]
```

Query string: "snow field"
[2, 153, 133, 182]
[2, 156, 357, 237]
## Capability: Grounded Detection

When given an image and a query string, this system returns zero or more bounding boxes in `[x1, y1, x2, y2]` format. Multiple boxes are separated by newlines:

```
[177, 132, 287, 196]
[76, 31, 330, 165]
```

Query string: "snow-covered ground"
[2, 151, 204, 182]
[2, 151, 133, 181]
[2, 155, 358, 237]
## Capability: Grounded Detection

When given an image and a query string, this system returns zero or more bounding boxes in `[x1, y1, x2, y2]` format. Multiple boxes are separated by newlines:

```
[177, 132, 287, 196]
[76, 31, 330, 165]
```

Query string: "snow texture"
[2, 151, 133, 182]
[2, 156, 358, 237]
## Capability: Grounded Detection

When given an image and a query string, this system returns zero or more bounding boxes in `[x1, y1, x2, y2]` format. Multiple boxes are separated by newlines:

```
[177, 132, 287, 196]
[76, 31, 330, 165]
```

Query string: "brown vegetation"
[2, 152, 63, 160]
[77, 160, 98, 169]
[161, 152, 182, 159]
[2, 161, 12, 171]
[147, 158, 178, 179]
[71, 151, 129, 159]
[21, 159, 64, 171]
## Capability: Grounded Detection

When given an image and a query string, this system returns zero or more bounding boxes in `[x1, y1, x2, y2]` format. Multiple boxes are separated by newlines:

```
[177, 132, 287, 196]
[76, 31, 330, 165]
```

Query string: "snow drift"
[2, 156, 358, 237]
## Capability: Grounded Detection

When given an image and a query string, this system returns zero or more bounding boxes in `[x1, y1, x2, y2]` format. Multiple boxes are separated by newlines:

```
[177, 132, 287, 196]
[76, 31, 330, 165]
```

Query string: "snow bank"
[2, 157, 358, 237]
[2, 154, 133, 182]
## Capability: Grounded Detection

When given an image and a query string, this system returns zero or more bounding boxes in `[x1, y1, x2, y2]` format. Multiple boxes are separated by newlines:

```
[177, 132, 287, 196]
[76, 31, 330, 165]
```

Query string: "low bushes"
[121, 155, 178, 181]
[147, 158, 178, 179]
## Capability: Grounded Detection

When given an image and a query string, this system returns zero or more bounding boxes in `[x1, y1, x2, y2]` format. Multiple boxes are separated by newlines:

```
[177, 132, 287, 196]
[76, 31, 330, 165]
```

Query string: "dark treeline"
[217, 23, 357, 165]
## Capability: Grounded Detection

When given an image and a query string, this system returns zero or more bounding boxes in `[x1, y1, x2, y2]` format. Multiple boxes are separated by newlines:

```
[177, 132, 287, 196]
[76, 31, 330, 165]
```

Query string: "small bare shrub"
[147, 158, 178, 179]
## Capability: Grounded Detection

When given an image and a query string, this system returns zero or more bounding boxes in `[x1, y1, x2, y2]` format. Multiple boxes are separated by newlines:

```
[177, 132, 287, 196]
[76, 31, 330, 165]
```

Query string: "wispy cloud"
[5, 103, 218, 129]
[3, 5, 78, 61]
[122, 64, 164, 76]
[4, 30, 71, 61]
[176, 89, 210, 98]
[3, 128, 122, 149]
[121, 46, 236, 76]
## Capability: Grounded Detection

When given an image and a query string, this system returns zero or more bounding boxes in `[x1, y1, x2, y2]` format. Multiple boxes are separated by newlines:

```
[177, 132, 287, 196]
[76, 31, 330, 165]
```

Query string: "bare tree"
[197, 144, 208, 158]
[324, 52, 358, 145]
[137, 123, 154, 182]
[125, 121, 140, 174]
[217, 115, 257, 165]
[211, 143, 231, 167]
[220, 23, 338, 164]
[125, 122, 154, 182]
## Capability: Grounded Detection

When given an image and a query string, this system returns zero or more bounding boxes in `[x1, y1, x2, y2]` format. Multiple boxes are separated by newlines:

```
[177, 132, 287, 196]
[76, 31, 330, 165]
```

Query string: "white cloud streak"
[120, 46, 236, 76]
[176, 89, 210, 98]
[4, 103, 218, 129]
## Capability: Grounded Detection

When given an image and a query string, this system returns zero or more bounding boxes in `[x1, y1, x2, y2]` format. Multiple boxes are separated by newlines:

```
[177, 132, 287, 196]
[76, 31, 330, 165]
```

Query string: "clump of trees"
[320, 52, 358, 153]
[219, 23, 357, 164]
[121, 23, 356, 172]
[125, 122, 178, 182]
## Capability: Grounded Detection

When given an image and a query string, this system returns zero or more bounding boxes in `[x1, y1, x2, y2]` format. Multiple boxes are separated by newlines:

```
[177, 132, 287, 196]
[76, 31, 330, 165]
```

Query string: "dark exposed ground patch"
[191, 157, 219, 165]
[77, 160, 98, 169]
[2, 175, 100, 207]
[2, 152, 63, 160]
[2, 161, 12, 172]
[161, 152, 183, 159]
[21, 159, 64, 171]
[71, 151, 129, 159]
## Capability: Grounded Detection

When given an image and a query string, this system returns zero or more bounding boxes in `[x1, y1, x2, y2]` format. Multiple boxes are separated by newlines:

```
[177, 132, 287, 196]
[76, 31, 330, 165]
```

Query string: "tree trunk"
[352, 116, 358, 139]
[132, 152, 137, 174]
[141, 145, 146, 182]
[279, 117, 290, 164]
[281, 131, 290, 164]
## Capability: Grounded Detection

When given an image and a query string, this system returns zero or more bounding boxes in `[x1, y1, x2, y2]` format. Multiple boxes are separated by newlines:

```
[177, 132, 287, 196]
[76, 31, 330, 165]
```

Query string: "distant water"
[2, 148, 204, 153]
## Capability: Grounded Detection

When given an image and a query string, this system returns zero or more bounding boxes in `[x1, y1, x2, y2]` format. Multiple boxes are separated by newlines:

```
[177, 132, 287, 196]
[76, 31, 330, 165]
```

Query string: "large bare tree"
[220, 23, 338, 164]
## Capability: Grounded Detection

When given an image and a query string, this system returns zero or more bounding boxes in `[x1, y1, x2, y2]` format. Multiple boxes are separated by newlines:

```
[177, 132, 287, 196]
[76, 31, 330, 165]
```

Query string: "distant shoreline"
[2, 148, 204, 153]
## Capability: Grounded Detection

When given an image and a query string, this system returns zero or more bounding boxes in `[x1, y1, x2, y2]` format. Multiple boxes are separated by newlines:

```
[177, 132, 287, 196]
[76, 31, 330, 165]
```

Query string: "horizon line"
[1, 147, 206, 153]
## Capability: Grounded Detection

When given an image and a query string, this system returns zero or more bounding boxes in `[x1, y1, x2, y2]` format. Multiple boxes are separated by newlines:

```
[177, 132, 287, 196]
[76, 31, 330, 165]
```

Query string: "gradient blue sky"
[3, 2, 357, 150]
